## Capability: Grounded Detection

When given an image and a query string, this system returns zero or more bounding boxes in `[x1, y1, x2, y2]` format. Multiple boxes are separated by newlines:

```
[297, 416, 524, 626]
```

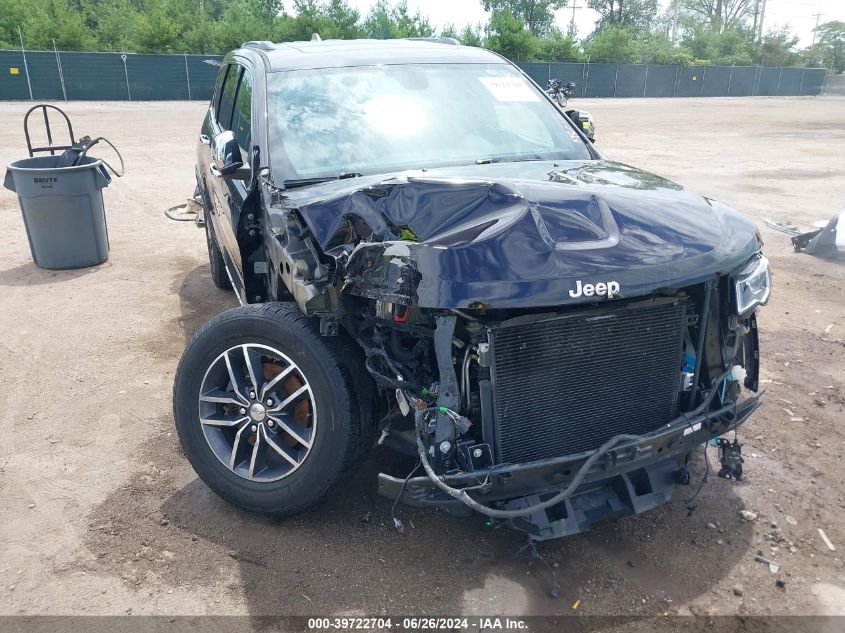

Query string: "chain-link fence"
[0, 49, 828, 101]
[823, 74, 845, 96]
[519, 61, 827, 98]
[0, 50, 223, 101]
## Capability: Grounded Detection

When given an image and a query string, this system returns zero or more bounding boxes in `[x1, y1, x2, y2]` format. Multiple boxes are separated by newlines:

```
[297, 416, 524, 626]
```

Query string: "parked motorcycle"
[546, 78, 576, 107]
[546, 78, 596, 142]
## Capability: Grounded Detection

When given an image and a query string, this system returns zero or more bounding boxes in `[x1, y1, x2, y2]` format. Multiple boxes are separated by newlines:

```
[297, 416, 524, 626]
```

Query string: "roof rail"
[406, 37, 461, 46]
[241, 41, 275, 51]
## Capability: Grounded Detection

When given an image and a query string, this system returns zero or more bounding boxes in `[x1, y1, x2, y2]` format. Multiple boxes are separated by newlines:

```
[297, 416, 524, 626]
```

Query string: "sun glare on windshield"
[364, 96, 429, 137]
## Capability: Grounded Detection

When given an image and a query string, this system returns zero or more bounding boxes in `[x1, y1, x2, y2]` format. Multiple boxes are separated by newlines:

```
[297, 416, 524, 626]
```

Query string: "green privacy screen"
[0, 49, 826, 101]
[524, 62, 825, 99]
[0, 50, 223, 101]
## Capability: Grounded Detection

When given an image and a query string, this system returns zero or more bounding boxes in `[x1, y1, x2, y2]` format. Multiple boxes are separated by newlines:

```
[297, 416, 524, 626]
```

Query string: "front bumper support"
[378, 393, 761, 539]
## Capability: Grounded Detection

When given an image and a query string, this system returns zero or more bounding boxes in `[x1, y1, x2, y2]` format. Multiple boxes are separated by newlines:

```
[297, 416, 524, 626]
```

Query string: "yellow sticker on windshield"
[479, 76, 540, 102]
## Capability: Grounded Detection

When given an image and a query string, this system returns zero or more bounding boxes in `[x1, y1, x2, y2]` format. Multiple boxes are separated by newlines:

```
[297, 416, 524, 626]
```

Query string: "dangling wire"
[392, 459, 421, 534]
[515, 537, 560, 598]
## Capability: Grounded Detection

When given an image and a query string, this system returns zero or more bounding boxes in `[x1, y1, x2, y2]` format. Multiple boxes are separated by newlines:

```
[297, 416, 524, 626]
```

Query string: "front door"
[204, 62, 254, 291]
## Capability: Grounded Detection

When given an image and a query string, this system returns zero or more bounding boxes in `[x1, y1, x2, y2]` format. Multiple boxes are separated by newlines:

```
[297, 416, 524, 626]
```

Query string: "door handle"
[200, 134, 211, 145]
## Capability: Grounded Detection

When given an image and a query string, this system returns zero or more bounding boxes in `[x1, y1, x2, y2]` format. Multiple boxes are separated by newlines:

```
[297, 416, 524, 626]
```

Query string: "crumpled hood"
[273, 160, 760, 309]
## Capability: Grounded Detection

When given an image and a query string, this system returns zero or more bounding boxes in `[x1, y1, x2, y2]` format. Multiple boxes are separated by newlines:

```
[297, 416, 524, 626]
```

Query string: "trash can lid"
[6, 155, 103, 173]
[4, 155, 111, 194]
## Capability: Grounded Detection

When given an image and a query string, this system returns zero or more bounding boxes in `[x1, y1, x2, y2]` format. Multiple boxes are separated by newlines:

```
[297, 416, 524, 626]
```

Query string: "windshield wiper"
[475, 155, 550, 166]
[281, 172, 365, 190]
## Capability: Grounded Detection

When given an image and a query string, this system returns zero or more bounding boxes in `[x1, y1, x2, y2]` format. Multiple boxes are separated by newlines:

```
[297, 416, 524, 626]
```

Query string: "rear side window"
[233, 69, 253, 153]
[217, 65, 241, 131]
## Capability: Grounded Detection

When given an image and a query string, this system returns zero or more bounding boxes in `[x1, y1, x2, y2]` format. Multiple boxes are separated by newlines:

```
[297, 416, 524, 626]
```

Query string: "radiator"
[490, 300, 687, 464]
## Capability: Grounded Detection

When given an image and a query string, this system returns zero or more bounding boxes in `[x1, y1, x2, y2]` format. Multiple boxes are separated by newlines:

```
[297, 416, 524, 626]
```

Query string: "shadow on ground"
[0, 260, 108, 287]
[140, 263, 233, 362]
[175, 264, 236, 340]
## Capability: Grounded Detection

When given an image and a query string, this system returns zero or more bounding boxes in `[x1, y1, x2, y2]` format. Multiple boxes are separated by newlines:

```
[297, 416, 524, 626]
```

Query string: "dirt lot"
[1, 97, 844, 622]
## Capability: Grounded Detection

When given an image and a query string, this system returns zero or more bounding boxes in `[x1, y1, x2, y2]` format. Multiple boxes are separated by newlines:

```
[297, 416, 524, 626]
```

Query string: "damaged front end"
[372, 299, 762, 540]
[260, 162, 768, 540]
[356, 289, 762, 540]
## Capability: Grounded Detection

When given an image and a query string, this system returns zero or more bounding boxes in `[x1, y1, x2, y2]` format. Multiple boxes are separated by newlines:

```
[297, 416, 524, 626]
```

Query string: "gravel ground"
[0, 97, 843, 621]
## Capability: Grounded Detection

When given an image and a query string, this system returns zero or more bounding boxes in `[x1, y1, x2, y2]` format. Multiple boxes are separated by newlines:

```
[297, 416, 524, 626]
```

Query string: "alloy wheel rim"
[198, 343, 316, 482]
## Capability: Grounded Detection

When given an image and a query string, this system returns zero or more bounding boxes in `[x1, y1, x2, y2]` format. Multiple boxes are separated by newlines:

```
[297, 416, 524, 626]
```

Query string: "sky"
[334, 0, 845, 47]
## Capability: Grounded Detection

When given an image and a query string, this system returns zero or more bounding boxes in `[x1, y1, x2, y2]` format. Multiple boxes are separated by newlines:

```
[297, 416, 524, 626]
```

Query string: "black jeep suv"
[174, 38, 769, 540]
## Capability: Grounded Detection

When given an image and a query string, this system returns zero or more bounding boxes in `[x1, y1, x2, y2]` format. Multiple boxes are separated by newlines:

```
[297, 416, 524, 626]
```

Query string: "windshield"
[267, 63, 592, 182]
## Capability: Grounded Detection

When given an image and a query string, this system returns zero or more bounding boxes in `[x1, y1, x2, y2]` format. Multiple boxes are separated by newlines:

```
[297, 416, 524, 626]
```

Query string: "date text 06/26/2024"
[307, 617, 529, 630]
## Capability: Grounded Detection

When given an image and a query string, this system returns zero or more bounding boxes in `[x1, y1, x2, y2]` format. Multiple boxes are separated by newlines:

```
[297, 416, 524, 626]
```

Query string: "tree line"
[1, 0, 843, 72]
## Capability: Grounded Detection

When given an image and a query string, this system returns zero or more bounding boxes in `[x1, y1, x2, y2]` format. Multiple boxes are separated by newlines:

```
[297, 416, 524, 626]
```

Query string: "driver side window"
[217, 65, 240, 131]
[232, 68, 253, 159]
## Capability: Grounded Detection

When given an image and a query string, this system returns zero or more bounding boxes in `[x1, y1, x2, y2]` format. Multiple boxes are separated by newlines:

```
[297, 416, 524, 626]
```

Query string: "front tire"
[173, 303, 375, 516]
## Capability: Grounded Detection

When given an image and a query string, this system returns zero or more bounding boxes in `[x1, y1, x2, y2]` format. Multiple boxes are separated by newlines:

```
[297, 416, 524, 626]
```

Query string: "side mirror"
[566, 109, 596, 143]
[210, 130, 247, 178]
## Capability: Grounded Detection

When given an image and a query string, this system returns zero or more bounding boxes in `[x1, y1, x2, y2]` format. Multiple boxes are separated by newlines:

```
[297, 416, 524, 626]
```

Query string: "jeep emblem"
[569, 279, 620, 299]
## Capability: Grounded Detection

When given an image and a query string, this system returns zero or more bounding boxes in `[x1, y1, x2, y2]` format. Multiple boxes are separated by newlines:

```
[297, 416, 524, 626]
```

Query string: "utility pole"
[811, 11, 823, 47]
[670, 5, 679, 43]
[752, 0, 760, 37]
[566, 2, 583, 38]
[757, 0, 768, 42]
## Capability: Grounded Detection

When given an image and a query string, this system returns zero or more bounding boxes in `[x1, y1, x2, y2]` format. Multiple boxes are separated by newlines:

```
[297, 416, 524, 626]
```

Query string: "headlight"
[734, 255, 771, 314]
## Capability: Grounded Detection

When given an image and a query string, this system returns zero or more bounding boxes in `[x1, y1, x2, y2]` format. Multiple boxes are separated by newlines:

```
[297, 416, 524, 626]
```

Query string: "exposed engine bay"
[344, 285, 759, 539]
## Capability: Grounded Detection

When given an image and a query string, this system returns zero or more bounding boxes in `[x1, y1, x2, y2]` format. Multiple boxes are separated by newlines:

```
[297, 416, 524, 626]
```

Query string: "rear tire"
[173, 303, 375, 516]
